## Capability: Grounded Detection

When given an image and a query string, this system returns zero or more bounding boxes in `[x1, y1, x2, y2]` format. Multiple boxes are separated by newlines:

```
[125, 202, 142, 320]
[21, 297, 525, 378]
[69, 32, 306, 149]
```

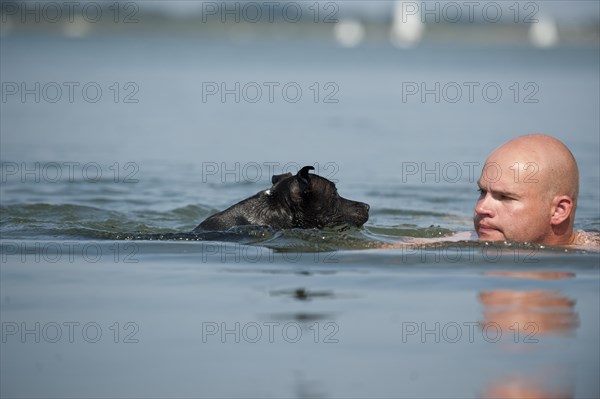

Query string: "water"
[1, 34, 599, 398]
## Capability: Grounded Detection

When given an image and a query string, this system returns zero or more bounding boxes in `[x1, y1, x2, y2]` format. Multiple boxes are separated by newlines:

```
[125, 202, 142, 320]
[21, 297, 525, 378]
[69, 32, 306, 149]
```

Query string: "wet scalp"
[488, 134, 579, 203]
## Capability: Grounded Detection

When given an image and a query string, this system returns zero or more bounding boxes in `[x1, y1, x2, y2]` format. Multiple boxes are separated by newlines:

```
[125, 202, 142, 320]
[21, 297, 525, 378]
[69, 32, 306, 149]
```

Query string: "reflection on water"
[480, 270, 579, 336]
[482, 371, 573, 399]
[269, 287, 336, 301]
[479, 290, 579, 336]
[484, 271, 576, 280]
[268, 312, 335, 323]
[481, 271, 579, 399]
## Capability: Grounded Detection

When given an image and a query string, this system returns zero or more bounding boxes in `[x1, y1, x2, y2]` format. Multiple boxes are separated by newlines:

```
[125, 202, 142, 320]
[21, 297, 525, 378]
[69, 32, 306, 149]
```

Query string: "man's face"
[473, 157, 552, 242]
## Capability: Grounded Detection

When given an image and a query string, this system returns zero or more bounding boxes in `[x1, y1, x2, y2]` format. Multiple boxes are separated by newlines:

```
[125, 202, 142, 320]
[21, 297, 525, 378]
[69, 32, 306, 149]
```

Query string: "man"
[474, 134, 579, 245]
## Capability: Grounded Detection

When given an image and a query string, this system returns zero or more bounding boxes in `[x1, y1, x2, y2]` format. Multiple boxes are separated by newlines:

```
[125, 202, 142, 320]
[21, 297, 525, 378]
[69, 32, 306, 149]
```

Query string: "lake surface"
[1, 33, 599, 398]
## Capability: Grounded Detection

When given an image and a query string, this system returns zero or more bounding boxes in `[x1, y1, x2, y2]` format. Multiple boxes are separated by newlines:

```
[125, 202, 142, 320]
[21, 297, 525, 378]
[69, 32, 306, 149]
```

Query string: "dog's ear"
[272, 172, 292, 185]
[297, 166, 315, 186]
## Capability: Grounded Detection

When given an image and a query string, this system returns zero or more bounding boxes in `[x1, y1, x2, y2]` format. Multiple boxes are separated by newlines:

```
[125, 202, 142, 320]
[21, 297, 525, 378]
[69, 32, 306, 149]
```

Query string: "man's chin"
[476, 228, 506, 241]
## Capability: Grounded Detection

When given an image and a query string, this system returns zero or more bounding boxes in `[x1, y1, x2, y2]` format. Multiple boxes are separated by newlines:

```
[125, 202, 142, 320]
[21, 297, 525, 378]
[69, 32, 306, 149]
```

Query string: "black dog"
[194, 166, 369, 231]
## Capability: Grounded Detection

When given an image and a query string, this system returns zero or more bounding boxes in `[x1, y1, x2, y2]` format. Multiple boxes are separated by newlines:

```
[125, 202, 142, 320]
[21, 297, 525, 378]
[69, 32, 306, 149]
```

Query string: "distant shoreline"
[2, 12, 598, 47]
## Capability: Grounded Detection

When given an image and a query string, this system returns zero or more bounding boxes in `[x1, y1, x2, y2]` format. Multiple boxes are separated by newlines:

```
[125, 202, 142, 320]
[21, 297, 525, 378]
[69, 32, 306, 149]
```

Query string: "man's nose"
[475, 193, 494, 217]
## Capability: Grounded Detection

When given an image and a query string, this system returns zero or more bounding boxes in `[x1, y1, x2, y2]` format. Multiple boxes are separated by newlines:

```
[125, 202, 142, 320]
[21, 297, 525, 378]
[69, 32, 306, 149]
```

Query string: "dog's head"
[268, 166, 369, 229]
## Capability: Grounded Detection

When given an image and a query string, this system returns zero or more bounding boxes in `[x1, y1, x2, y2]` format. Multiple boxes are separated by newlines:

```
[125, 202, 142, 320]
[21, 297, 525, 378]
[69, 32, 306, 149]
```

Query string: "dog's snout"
[355, 202, 369, 213]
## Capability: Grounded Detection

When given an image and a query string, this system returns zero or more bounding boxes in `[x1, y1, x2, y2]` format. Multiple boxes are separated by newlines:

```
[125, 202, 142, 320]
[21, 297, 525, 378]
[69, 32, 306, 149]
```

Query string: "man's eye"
[477, 188, 486, 196]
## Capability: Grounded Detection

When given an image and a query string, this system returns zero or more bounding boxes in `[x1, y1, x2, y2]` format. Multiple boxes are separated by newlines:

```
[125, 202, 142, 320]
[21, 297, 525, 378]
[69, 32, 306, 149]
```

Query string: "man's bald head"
[475, 134, 579, 245]
[487, 134, 579, 203]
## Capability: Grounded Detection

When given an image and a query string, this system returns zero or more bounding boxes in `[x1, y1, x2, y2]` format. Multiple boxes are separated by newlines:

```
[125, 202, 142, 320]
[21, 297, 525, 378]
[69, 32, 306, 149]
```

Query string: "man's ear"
[550, 196, 574, 226]
[272, 173, 292, 185]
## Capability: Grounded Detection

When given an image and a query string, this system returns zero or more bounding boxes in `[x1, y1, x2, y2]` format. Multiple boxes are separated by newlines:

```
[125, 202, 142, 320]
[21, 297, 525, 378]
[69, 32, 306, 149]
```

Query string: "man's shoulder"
[571, 230, 600, 249]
